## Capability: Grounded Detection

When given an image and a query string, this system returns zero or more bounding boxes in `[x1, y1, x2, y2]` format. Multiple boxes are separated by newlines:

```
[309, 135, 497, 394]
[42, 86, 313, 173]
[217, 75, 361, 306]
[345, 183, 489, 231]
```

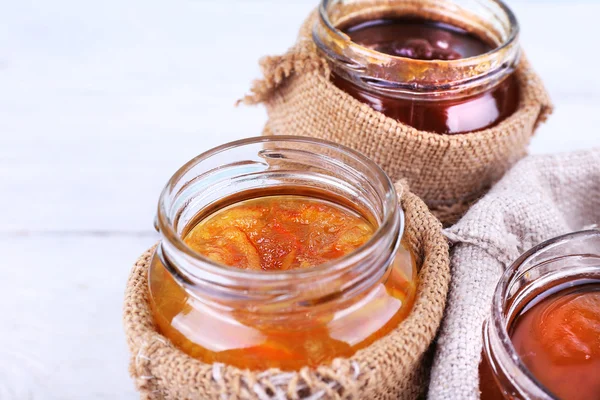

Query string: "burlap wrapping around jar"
[240, 12, 553, 225]
[123, 183, 450, 400]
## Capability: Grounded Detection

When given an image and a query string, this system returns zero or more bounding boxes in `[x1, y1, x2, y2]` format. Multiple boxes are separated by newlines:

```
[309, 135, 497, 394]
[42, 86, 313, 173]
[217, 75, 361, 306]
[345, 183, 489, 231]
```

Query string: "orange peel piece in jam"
[183, 196, 375, 271]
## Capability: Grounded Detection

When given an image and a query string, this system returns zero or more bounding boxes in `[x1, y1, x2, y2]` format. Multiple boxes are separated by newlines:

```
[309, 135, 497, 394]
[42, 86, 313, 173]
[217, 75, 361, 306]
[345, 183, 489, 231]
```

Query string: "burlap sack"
[427, 149, 600, 399]
[241, 12, 553, 225]
[124, 183, 450, 400]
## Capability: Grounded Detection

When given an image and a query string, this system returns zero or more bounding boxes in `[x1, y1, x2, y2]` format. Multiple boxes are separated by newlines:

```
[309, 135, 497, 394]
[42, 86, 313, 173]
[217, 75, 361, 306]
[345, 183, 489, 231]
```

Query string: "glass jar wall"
[313, 0, 521, 134]
[481, 230, 600, 399]
[149, 136, 418, 371]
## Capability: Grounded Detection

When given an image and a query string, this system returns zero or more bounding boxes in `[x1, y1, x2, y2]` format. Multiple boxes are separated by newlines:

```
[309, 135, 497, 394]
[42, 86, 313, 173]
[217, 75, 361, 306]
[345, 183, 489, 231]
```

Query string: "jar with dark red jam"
[481, 230, 600, 400]
[313, 0, 521, 134]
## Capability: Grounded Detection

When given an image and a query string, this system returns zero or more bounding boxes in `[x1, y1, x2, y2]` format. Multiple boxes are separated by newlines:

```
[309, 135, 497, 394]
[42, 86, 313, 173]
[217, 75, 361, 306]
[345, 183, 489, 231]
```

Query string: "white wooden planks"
[0, 236, 154, 399]
[0, 0, 598, 398]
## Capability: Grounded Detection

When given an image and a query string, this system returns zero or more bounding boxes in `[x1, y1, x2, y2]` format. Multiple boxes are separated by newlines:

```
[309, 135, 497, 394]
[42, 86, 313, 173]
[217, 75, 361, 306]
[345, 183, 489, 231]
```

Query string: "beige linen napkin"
[428, 149, 600, 399]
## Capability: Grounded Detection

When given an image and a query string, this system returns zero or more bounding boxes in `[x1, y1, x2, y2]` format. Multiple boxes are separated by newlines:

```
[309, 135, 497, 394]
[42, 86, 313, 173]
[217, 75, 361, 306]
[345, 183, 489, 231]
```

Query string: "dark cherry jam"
[344, 18, 492, 60]
[332, 18, 519, 134]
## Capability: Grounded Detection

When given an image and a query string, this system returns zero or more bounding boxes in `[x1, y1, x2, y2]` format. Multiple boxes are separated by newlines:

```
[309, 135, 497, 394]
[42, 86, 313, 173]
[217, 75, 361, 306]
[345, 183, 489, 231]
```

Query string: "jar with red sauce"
[481, 230, 600, 400]
[149, 136, 417, 371]
[313, 0, 521, 134]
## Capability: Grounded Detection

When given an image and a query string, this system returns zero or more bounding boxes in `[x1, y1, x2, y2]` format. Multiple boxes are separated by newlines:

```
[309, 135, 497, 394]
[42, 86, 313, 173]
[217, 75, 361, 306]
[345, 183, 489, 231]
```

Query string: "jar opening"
[484, 230, 600, 399]
[154, 136, 405, 308]
[314, 0, 521, 99]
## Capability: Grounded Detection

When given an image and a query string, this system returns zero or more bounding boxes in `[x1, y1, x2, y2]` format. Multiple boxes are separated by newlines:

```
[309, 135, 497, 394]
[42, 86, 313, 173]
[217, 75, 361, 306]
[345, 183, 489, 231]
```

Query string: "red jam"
[510, 284, 600, 399]
[480, 284, 600, 399]
[333, 17, 519, 134]
[479, 352, 505, 400]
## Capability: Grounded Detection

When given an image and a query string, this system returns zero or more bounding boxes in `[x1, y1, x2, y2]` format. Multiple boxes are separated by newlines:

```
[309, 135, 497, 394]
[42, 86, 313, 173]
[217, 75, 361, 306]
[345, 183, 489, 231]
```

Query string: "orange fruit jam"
[510, 284, 600, 399]
[149, 195, 417, 370]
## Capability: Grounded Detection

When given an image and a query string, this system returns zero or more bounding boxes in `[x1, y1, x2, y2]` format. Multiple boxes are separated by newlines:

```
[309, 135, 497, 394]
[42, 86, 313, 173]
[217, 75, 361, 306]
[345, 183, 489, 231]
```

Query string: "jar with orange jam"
[481, 230, 600, 400]
[149, 136, 417, 371]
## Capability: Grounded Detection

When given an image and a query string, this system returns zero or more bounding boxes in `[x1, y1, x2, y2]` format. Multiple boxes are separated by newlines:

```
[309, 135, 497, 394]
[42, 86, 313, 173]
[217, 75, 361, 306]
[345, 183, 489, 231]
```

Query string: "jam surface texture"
[510, 285, 600, 400]
[345, 18, 492, 60]
[184, 196, 375, 271]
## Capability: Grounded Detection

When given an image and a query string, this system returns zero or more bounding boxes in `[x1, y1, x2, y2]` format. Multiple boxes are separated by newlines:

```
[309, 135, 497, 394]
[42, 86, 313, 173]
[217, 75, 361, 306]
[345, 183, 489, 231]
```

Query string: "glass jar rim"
[317, 0, 519, 64]
[488, 229, 600, 399]
[314, 0, 521, 94]
[156, 135, 404, 282]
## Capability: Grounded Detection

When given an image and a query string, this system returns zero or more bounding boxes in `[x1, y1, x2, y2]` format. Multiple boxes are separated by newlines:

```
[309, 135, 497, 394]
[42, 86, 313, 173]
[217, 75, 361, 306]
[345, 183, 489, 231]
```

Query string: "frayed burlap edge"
[240, 11, 553, 226]
[123, 182, 450, 400]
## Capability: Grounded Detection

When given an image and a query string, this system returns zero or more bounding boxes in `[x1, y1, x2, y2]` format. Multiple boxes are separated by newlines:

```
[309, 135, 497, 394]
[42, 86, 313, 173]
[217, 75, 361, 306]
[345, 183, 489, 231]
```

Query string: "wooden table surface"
[1, 0, 598, 398]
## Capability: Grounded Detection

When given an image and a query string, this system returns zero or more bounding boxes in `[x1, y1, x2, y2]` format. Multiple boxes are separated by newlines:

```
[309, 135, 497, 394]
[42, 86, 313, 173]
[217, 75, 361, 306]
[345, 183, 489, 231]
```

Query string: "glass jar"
[313, 0, 521, 134]
[149, 136, 417, 371]
[481, 230, 600, 399]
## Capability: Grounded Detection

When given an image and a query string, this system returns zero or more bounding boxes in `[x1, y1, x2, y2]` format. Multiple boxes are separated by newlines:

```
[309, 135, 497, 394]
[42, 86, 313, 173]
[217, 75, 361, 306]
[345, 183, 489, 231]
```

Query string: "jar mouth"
[317, 0, 519, 63]
[156, 135, 403, 283]
[314, 0, 521, 96]
[488, 230, 600, 399]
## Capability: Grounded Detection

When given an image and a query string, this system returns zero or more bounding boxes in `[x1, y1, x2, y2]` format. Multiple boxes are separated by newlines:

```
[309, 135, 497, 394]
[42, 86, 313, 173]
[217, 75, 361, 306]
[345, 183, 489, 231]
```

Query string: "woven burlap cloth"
[124, 184, 450, 400]
[241, 11, 553, 225]
[427, 149, 600, 399]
